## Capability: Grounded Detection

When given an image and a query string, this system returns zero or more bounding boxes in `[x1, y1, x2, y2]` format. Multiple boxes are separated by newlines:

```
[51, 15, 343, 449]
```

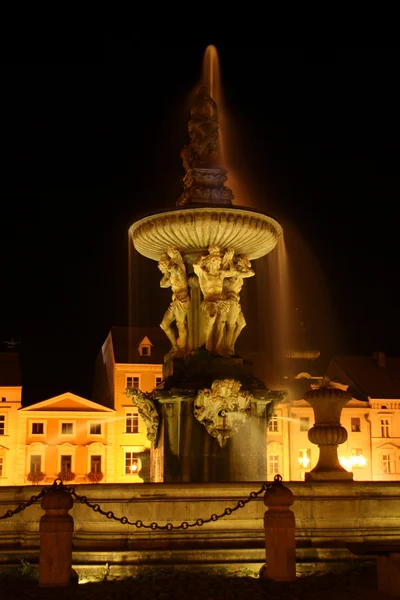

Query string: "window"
[125, 452, 139, 475]
[298, 448, 311, 468]
[350, 448, 365, 467]
[90, 455, 101, 473]
[32, 423, 44, 435]
[382, 453, 395, 474]
[1, 397, 6, 402]
[141, 346, 149, 355]
[0, 415, 4, 435]
[300, 417, 310, 432]
[155, 376, 163, 387]
[0, 457, 3, 476]
[90, 423, 101, 435]
[268, 414, 278, 432]
[268, 454, 279, 474]
[30, 455, 42, 474]
[60, 455, 72, 473]
[380, 419, 390, 438]
[351, 417, 361, 432]
[126, 412, 139, 433]
[61, 423, 73, 435]
[126, 376, 139, 389]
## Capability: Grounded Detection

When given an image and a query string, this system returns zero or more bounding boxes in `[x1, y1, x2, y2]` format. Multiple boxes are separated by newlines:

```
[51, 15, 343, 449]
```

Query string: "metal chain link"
[0, 488, 48, 520]
[0, 474, 283, 530]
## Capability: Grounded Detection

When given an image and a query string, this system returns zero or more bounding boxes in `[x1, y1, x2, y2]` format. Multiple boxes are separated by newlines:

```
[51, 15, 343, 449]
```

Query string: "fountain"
[128, 60, 288, 483]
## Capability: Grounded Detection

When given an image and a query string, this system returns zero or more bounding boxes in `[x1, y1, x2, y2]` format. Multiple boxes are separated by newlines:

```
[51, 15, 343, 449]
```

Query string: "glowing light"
[131, 463, 138, 473]
[339, 455, 367, 471]
[298, 455, 310, 468]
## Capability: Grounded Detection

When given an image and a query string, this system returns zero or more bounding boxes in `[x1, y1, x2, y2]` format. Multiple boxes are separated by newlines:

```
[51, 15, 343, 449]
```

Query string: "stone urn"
[304, 378, 353, 481]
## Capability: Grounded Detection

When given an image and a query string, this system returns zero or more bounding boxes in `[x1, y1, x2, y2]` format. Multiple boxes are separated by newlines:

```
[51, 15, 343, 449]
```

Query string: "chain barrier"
[0, 487, 48, 521]
[0, 474, 283, 530]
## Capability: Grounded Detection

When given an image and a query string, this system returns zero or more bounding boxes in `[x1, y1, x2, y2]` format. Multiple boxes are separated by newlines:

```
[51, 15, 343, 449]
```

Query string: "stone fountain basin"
[129, 206, 282, 261]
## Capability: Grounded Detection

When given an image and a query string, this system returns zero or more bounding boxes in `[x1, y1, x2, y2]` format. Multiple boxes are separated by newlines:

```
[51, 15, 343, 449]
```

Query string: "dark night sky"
[1, 41, 400, 404]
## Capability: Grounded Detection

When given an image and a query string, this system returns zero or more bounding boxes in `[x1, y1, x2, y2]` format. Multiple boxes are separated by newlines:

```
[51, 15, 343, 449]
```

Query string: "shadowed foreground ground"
[0, 563, 396, 600]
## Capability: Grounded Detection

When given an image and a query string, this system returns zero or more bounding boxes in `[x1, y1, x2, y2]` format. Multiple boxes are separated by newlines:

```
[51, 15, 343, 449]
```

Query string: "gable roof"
[19, 392, 115, 413]
[327, 355, 400, 400]
[109, 326, 169, 364]
[0, 352, 22, 386]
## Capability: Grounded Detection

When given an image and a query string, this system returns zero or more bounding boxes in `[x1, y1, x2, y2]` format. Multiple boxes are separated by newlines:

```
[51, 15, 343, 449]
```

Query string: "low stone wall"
[0, 481, 399, 569]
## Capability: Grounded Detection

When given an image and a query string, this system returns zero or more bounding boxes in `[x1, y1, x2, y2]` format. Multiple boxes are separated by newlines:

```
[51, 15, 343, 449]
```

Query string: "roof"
[0, 352, 22, 386]
[327, 355, 400, 400]
[109, 326, 170, 365]
[19, 392, 115, 413]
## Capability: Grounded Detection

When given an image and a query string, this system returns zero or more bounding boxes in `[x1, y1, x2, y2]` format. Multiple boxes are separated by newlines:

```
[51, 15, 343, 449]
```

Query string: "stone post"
[262, 475, 296, 582]
[304, 378, 353, 481]
[39, 482, 74, 587]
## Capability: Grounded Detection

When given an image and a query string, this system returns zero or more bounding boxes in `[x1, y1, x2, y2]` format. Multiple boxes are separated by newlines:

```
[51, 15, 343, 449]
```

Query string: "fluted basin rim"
[129, 206, 283, 262]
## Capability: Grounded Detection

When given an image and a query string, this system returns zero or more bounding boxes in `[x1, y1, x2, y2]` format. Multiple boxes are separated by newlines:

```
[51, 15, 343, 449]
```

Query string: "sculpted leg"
[231, 310, 246, 353]
[226, 300, 241, 353]
[160, 306, 179, 351]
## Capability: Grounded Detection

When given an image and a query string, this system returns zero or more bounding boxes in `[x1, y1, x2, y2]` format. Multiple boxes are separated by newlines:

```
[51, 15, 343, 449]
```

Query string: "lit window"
[350, 448, 365, 467]
[125, 452, 139, 475]
[30, 455, 42, 474]
[32, 423, 44, 435]
[382, 453, 395, 474]
[90, 455, 101, 473]
[0, 457, 3, 476]
[90, 423, 101, 435]
[298, 448, 311, 468]
[61, 455, 72, 473]
[61, 423, 73, 435]
[268, 454, 279, 474]
[300, 417, 310, 432]
[0, 415, 4, 435]
[126, 412, 139, 433]
[380, 419, 390, 438]
[268, 414, 279, 432]
[126, 376, 140, 389]
[351, 418, 361, 432]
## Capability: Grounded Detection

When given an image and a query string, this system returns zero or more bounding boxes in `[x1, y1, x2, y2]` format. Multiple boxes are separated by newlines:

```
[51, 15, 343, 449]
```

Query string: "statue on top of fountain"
[158, 246, 191, 356]
[180, 85, 219, 172]
[177, 86, 234, 206]
[193, 245, 254, 355]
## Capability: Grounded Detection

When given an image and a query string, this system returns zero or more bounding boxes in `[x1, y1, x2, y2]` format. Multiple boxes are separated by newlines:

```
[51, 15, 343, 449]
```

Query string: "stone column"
[304, 379, 353, 481]
[262, 475, 296, 582]
[39, 483, 74, 587]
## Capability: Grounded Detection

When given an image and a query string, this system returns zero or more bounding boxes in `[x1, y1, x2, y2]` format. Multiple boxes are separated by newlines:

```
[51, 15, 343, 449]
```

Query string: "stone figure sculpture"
[124, 388, 160, 449]
[158, 246, 191, 355]
[194, 378, 253, 447]
[222, 253, 255, 355]
[193, 245, 237, 353]
[180, 85, 219, 172]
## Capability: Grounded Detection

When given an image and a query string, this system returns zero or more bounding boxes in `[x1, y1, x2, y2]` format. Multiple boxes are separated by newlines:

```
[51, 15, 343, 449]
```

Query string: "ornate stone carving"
[193, 246, 237, 354]
[125, 388, 160, 449]
[221, 251, 255, 355]
[177, 86, 233, 206]
[180, 86, 220, 172]
[193, 379, 253, 447]
[177, 168, 234, 206]
[304, 377, 353, 481]
[158, 246, 191, 356]
[129, 207, 282, 262]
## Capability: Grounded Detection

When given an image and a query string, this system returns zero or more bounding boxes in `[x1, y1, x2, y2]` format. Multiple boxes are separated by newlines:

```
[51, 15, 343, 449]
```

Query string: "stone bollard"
[39, 481, 74, 587]
[262, 475, 296, 582]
